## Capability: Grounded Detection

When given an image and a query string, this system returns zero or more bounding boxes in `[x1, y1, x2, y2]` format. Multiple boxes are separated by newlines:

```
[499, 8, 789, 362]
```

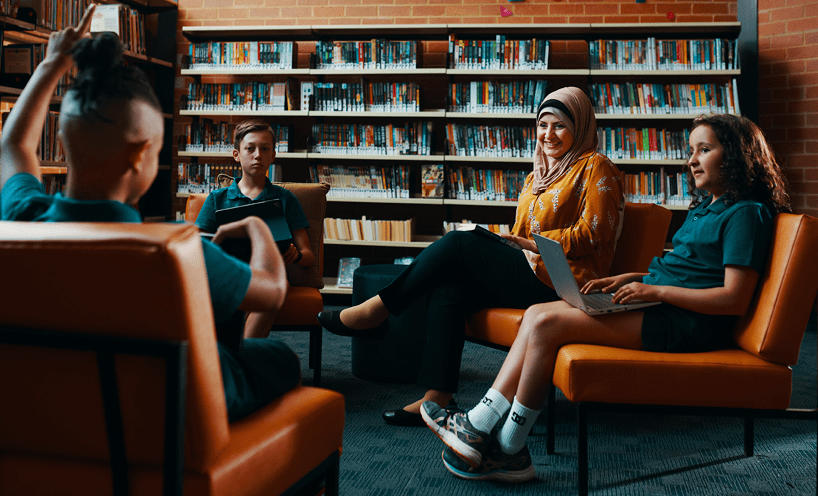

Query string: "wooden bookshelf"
[177, 22, 745, 276]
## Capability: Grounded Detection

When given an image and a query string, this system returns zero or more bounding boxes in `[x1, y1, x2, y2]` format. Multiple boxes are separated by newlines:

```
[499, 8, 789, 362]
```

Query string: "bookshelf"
[0, 1, 178, 219]
[178, 22, 743, 281]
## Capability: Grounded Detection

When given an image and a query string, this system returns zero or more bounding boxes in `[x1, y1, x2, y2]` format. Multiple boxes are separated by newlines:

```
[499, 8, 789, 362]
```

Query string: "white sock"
[467, 388, 511, 434]
[498, 397, 540, 455]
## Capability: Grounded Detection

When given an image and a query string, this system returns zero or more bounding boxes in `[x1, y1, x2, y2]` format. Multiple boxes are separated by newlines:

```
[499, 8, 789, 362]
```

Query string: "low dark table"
[350, 264, 427, 383]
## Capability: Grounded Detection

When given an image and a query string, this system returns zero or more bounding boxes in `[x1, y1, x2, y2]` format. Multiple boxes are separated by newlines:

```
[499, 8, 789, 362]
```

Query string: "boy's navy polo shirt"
[195, 177, 309, 236]
[643, 195, 774, 290]
[1, 172, 250, 324]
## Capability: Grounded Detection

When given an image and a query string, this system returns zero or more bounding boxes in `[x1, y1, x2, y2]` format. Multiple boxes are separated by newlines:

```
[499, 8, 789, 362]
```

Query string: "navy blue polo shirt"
[195, 177, 309, 235]
[643, 195, 774, 289]
[1, 172, 250, 324]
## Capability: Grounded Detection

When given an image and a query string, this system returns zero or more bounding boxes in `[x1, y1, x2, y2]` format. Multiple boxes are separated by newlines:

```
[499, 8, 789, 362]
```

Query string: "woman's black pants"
[378, 230, 557, 393]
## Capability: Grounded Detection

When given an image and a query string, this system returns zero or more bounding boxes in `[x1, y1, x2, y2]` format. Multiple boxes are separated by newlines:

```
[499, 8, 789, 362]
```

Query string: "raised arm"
[0, 5, 95, 188]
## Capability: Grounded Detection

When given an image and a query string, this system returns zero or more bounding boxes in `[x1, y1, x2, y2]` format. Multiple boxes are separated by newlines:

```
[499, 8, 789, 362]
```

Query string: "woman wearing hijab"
[318, 87, 624, 426]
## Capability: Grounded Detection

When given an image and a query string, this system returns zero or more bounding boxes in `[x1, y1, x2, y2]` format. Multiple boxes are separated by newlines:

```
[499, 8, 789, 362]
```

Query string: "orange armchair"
[465, 202, 673, 350]
[186, 182, 329, 385]
[0, 222, 344, 496]
[550, 213, 818, 495]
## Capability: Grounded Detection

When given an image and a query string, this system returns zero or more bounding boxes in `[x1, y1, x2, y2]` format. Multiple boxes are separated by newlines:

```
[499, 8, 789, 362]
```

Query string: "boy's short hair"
[233, 119, 276, 150]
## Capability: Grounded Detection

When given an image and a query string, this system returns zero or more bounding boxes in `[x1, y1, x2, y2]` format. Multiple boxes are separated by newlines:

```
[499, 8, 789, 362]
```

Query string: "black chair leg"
[311, 326, 322, 387]
[325, 451, 340, 496]
[577, 403, 588, 496]
[744, 416, 754, 457]
[547, 386, 556, 454]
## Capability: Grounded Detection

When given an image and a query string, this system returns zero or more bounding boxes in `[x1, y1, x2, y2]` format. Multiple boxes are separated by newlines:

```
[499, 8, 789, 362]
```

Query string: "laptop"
[210, 199, 293, 258]
[532, 233, 660, 315]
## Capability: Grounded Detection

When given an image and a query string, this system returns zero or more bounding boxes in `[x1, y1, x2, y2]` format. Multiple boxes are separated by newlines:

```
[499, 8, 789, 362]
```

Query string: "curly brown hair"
[686, 114, 790, 213]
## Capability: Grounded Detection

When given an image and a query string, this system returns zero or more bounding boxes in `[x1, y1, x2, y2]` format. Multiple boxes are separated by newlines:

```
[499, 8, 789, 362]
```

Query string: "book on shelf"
[2, 110, 64, 162]
[324, 216, 414, 243]
[315, 39, 419, 70]
[310, 122, 432, 156]
[393, 257, 414, 265]
[449, 80, 547, 114]
[597, 126, 691, 161]
[309, 164, 411, 199]
[446, 166, 528, 202]
[336, 257, 361, 288]
[187, 41, 296, 70]
[39, 0, 93, 31]
[589, 38, 739, 71]
[590, 80, 740, 116]
[445, 123, 534, 158]
[41, 175, 66, 195]
[421, 164, 445, 199]
[177, 163, 242, 194]
[447, 35, 549, 70]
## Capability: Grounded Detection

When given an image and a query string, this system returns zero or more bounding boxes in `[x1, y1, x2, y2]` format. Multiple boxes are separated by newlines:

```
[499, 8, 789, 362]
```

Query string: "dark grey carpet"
[278, 315, 817, 495]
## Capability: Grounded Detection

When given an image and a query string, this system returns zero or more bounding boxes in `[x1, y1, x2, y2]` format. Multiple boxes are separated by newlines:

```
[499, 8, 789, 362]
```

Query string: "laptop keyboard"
[581, 292, 620, 310]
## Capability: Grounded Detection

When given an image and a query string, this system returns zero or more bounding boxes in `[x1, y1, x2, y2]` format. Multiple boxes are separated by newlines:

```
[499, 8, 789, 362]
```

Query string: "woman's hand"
[581, 273, 646, 295]
[498, 233, 537, 252]
[611, 281, 662, 304]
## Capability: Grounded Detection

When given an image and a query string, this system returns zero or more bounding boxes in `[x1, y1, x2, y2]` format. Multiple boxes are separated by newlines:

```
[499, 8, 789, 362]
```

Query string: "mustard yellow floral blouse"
[512, 150, 624, 288]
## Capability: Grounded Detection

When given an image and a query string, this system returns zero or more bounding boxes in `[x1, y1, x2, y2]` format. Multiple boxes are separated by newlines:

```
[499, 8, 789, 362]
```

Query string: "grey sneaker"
[421, 400, 489, 467]
[441, 440, 535, 483]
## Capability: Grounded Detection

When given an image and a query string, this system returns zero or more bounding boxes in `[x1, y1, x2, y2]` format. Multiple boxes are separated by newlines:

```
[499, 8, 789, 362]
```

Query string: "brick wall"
[176, 0, 814, 216]
[758, 0, 818, 216]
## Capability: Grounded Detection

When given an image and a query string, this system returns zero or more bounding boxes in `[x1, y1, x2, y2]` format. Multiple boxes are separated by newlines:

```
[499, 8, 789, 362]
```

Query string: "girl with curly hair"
[421, 113, 790, 483]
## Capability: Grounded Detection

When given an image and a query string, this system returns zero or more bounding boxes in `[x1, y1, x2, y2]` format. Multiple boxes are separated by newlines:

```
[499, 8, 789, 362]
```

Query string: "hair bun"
[71, 32, 125, 73]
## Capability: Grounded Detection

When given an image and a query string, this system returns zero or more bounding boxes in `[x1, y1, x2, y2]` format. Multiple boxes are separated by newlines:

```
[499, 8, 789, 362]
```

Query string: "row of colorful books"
[37, 0, 91, 30]
[179, 121, 290, 154]
[589, 38, 738, 71]
[448, 80, 548, 114]
[310, 122, 432, 156]
[324, 217, 414, 243]
[624, 169, 693, 206]
[597, 127, 691, 161]
[186, 41, 296, 70]
[315, 40, 419, 70]
[445, 123, 536, 158]
[447, 167, 529, 202]
[589, 80, 741, 115]
[183, 81, 295, 112]
[314, 81, 421, 112]
[308, 164, 412, 199]
[177, 163, 282, 194]
[447, 36, 550, 71]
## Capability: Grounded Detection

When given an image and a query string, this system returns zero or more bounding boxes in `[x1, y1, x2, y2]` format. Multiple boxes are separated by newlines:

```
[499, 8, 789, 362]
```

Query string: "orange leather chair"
[0, 222, 344, 496]
[550, 213, 818, 495]
[186, 182, 329, 385]
[465, 202, 673, 350]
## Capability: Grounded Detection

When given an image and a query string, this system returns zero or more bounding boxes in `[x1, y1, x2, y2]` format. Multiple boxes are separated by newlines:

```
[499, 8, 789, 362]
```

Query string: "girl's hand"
[581, 273, 644, 294]
[498, 233, 537, 252]
[44, 4, 95, 71]
[611, 282, 662, 304]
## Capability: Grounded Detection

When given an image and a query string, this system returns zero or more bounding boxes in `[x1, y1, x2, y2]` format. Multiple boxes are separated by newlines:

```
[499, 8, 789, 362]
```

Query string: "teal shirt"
[1, 172, 250, 324]
[195, 177, 309, 235]
[643, 195, 774, 289]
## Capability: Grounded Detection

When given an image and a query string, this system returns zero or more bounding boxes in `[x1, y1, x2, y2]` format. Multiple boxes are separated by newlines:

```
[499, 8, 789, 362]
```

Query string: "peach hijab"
[531, 86, 598, 195]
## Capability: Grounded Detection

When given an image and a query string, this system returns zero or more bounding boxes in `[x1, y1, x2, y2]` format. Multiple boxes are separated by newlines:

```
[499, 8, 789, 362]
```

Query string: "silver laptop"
[533, 233, 660, 315]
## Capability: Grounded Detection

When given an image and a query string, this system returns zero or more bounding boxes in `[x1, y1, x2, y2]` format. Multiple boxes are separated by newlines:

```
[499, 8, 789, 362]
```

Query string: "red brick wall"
[758, 0, 818, 216]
